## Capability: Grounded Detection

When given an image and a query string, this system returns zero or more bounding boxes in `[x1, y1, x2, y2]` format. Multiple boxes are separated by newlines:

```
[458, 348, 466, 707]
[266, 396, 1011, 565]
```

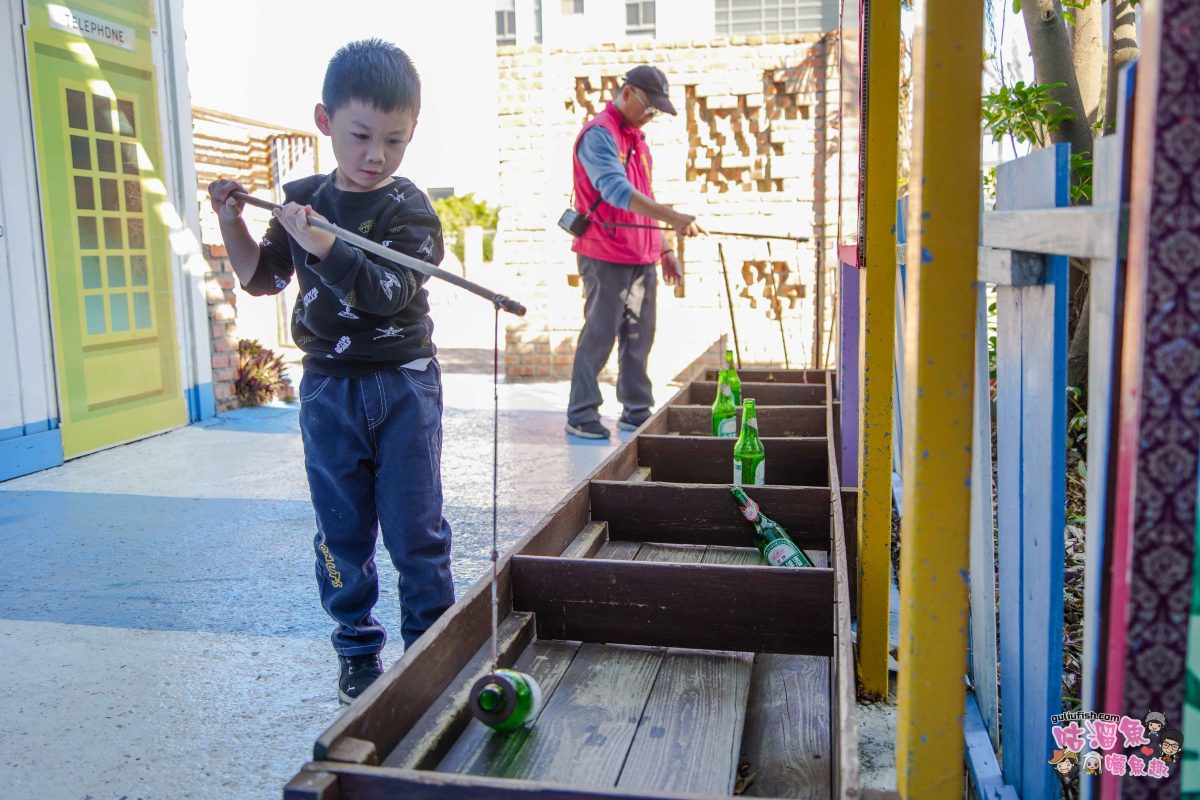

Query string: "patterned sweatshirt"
[241, 172, 445, 378]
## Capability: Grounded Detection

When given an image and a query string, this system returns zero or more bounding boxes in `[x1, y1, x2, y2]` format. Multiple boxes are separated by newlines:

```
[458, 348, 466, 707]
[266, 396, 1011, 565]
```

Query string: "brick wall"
[493, 33, 841, 383]
[204, 244, 240, 411]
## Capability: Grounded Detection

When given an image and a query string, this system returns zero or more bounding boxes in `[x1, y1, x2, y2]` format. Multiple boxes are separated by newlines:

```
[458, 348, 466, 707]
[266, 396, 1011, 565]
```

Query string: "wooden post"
[856, 0, 900, 701]
[1100, 3, 1200, 796]
[895, 1, 984, 797]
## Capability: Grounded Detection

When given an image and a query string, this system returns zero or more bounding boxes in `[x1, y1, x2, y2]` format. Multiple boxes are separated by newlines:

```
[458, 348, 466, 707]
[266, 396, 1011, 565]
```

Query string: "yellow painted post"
[896, 1, 984, 797]
[857, 0, 901, 702]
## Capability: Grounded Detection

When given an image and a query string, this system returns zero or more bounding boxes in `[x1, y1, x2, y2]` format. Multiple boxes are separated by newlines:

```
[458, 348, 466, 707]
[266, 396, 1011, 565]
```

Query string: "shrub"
[235, 339, 288, 406]
[432, 193, 499, 263]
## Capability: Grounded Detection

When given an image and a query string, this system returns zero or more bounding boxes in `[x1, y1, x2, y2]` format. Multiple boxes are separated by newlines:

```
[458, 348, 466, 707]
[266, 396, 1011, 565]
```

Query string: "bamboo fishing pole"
[232, 192, 527, 316]
[717, 242, 742, 370]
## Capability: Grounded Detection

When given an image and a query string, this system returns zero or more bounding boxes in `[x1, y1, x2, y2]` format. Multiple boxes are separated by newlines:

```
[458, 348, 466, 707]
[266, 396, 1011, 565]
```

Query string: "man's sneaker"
[617, 410, 652, 431]
[338, 653, 383, 705]
[565, 420, 611, 439]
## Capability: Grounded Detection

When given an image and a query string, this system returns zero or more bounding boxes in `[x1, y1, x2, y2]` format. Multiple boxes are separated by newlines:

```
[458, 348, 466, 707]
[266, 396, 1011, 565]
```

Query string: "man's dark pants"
[298, 361, 455, 654]
[567, 254, 657, 426]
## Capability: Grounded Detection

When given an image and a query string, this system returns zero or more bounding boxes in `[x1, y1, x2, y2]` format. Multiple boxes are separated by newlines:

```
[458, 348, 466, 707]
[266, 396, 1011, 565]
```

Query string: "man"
[565, 64, 704, 440]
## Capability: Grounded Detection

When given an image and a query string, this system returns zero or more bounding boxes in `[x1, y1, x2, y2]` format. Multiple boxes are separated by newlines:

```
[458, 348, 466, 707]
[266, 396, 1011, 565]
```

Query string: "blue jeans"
[298, 361, 455, 654]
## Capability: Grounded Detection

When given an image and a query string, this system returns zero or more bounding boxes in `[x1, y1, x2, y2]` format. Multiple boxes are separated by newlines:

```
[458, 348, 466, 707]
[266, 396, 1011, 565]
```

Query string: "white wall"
[656, 0, 718, 42]
[0, 0, 58, 437]
[183, 0, 499, 202]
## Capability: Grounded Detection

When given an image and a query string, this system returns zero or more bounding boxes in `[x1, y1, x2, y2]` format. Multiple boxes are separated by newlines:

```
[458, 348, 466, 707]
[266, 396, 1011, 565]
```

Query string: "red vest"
[571, 102, 662, 265]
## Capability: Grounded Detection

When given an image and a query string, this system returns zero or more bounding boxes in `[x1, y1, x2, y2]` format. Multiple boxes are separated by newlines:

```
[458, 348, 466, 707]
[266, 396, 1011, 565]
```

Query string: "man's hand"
[273, 203, 336, 261]
[667, 208, 705, 239]
[209, 179, 246, 223]
[661, 250, 683, 286]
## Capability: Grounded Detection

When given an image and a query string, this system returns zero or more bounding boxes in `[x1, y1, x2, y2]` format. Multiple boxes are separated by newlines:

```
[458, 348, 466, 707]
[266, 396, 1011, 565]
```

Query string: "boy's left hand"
[274, 203, 336, 261]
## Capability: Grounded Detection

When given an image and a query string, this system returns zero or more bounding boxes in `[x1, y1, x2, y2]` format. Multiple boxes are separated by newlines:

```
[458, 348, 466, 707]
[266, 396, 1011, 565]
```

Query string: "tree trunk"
[1021, 0, 1094, 161]
[1070, 0, 1104, 129]
[1103, 0, 1140, 133]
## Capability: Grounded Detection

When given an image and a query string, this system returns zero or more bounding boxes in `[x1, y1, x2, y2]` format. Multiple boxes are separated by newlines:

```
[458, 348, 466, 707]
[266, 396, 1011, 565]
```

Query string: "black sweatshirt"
[241, 172, 445, 378]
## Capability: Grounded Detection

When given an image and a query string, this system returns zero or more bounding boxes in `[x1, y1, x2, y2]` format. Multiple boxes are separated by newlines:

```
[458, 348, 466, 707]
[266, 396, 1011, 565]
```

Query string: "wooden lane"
[685, 381, 827, 406]
[512, 556, 835, 656]
[636, 435, 829, 486]
[740, 653, 831, 798]
[667, 404, 826, 437]
[589, 481, 830, 550]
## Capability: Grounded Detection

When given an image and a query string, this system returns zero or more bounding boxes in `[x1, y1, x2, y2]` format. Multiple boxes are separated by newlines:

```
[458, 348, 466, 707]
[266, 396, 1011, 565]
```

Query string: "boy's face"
[1161, 738, 1181, 757]
[315, 99, 418, 192]
[1056, 760, 1073, 775]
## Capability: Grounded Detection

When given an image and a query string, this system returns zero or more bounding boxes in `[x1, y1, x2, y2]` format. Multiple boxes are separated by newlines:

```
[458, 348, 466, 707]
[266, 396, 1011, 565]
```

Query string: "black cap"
[624, 65, 676, 116]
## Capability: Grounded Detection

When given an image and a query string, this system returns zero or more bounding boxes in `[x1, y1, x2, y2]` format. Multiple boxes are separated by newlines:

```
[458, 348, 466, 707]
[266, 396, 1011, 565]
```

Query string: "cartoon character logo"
[1141, 711, 1167, 758]
[1081, 751, 1102, 775]
[1049, 749, 1079, 785]
[1159, 730, 1183, 764]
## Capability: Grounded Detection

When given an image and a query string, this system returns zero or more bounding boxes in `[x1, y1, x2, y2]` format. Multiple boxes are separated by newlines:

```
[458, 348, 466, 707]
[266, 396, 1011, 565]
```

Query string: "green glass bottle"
[730, 486, 815, 567]
[732, 399, 765, 485]
[712, 377, 737, 437]
[469, 669, 543, 731]
[724, 349, 742, 406]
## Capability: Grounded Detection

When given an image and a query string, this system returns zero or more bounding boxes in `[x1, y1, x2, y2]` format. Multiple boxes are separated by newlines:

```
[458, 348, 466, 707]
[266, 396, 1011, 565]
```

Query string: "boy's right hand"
[209, 179, 246, 222]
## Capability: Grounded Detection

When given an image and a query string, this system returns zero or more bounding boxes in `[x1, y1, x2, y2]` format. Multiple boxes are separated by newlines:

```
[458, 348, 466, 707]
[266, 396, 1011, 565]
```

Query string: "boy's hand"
[273, 203, 336, 261]
[209, 179, 247, 222]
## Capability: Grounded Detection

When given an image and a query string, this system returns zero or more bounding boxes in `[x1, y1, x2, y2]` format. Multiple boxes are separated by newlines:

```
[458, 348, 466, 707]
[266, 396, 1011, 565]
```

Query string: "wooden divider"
[589, 481, 830, 549]
[636, 435, 828, 486]
[511, 556, 835, 656]
[667, 405, 826, 437]
[686, 381, 826, 406]
[702, 368, 828, 384]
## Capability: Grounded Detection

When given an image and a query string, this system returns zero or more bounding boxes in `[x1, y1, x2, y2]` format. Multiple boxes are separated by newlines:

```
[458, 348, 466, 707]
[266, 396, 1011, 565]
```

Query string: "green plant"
[982, 80, 1074, 148]
[236, 339, 288, 406]
[431, 193, 500, 263]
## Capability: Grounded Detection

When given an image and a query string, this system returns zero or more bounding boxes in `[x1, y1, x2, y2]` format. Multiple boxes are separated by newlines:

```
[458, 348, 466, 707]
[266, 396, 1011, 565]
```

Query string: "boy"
[208, 39, 454, 705]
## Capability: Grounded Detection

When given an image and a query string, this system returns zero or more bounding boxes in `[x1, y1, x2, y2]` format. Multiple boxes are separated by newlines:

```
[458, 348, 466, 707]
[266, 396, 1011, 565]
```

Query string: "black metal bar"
[717, 242, 742, 369]
[232, 191, 527, 316]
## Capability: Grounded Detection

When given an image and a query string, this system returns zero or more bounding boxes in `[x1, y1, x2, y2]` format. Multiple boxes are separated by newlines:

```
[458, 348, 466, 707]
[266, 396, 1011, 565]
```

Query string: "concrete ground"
[0, 352, 636, 800]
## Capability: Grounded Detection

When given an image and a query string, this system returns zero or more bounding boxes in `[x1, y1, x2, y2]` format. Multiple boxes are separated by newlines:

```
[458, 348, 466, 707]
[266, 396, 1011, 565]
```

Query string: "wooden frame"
[285, 359, 861, 799]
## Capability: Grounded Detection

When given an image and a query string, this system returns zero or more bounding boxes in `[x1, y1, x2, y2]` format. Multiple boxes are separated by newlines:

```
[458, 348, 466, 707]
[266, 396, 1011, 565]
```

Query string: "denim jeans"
[298, 361, 455, 654]
[567, 255, 657, 425]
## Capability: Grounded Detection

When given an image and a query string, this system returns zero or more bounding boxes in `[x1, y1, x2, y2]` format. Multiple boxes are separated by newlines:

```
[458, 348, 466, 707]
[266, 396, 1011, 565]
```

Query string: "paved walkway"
[0, 355, 639, 799]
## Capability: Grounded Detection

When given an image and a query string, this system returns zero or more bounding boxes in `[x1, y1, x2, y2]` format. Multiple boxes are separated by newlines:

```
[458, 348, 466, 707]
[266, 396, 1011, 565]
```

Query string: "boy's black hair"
[322, 39, 421, 116]
[1161, 729, 1183, 744]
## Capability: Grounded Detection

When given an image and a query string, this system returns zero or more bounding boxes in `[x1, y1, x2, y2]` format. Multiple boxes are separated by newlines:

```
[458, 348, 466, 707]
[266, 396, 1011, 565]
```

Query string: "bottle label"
[733, 461, 764, 486]
[717, 417, 736, 437]
[740, 498, 760, 521]
[764, 539, 804, 567]
[747, 418, 758, 431]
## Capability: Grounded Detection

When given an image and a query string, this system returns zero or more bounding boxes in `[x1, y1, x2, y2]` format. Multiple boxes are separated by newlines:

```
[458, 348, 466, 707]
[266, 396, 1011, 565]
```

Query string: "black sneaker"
[565, 420, 611, 439]
[617, 410, 652, 431]
[338, 653, 383, 705]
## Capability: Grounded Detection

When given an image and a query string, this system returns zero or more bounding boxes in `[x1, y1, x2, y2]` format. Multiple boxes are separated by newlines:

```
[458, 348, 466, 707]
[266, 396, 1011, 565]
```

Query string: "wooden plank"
[617, 649, 754, 795]
[739, 654, 831, 798]
[326, 737, 378, 766]
[688, 381, 826, 406]
[636, 435, 829, 487]
[977, 247, 1046, 287]
[283, 770, 338, 800]
[967, 282, 999, 750]
[895, 3, 983, 794]
[627, 466, 652, 482]
[839, 261, 861, 486]
[589, 481, 830, 549]
[512, 556, 835, 656]
[634, 543, 707, 563]
[841, 488, 859, 621]
[980, 207, 1119, 260]
[1002, 144, 1071, 800]
[702, 368, 828, 384]
[963, 693, 1019, 800]
[702, 546, 764, 566]
[314, 554, 514, 763]
[503, 643, 664, 785]
[559, 522, 608, 559]
[517, 483, 593, 558]
[827, 376, 859, 799]
[382, 613, 536, 769]
[437, 639, 582, 776]
[301, 762, 722, 800]
[667, 404, 826, 437]
[593, 540, 641, 560]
